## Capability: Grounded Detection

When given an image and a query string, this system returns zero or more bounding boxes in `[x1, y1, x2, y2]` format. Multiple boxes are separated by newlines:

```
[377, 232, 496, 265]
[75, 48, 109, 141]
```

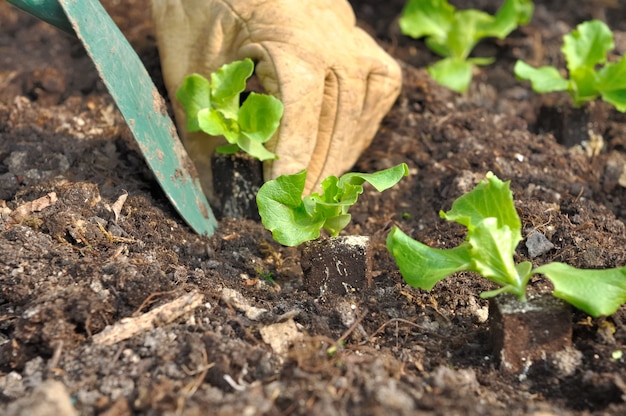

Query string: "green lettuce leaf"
[535, 262, 626, 317]
[562, 19, 613, 72]
[176, 74, 212, 132]
[176, 58, 281, 161]
[210, 58, 254, 118]
[258, 164, 409, 246]
[514, 61, 570, 93]
[596, 57, 626, 112]
[386, 227, 472, 290]
[400, 0, 534, 92]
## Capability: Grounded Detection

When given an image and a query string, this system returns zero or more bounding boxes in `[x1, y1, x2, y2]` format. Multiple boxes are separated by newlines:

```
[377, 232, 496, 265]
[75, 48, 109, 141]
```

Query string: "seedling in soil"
[257, 163, 409, 247]
[386, 172, 626, 318]
[515, 20, 626, 112]
[399, 0, 534, 92]
[259, 164, 408, 296]
[176, 58, 283, 161]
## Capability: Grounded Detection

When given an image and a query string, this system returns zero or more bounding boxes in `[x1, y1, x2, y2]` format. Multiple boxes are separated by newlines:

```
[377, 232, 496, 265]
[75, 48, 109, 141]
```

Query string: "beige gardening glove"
[151, 0, 402, 203]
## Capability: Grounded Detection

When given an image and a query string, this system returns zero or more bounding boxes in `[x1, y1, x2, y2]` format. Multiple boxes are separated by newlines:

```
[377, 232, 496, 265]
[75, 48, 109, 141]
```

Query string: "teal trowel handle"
[6, 0, 219, 236]
[6, 0, 74, 35]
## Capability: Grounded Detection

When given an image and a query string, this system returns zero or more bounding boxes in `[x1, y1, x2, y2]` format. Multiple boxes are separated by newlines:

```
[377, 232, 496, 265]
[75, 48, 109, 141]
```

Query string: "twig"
[176, 347, 213, 416]
[368, 318, 445, 343]
[336, 308, 368, 345]
[92, 292, 204, 346]
[133, 290, 178, 316]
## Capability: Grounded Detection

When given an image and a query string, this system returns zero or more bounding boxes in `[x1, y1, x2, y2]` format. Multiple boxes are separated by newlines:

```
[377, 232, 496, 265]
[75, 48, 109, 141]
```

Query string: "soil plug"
[489, 294, 572, 374]
[535, 98, 607, 148]
[301, 236, 372, 297]
[212, 153, 263, 220]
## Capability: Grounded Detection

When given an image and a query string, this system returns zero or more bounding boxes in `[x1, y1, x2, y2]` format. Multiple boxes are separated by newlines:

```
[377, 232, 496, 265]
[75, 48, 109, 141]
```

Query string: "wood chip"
[110, 191, 128, 222]
[92, 292, 204, 346]
[7, 192, 57, 226]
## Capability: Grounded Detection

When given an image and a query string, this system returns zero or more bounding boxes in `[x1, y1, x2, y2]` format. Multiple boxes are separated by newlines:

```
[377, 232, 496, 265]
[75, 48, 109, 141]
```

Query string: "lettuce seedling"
[257, 164, 409, 247]
[386, 172, 626, 317]
[176, 58, 283, 161]
[515, 20, 626, 111]
[399, 0, 534, 92]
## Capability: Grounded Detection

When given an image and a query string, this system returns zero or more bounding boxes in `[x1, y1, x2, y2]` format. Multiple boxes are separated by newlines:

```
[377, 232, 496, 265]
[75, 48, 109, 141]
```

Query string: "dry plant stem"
[47, 340, 64, 374]
[92, 292, 204, 346]
[335, 308, 368, 346]
[176, 347, 213, 416]
[133, 289, 179, 315]
[367, 318, 446, 343]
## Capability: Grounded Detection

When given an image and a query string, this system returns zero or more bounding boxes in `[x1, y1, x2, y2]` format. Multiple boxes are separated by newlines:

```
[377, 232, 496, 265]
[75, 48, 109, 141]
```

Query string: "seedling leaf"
[197, 108, 238, 142]
[427, 58, 474, 93]
[536, 262, 626, 317]
[239, 92, 284, 144]
[176, 74, 212, 132]
[399, 0, 454, 40]
[596, 57, 626, 112]
[256, 170, 325, 247]
[177, 58, 281, 160]
[258, 164, 409, 246]
[210, 58, 254, 117]
[441, 172, 520, 232]
[514, 61, 570, 93]
[467, 218, 523, 296]
[386, 227, 472, 290]
[562, 19, 613, 72]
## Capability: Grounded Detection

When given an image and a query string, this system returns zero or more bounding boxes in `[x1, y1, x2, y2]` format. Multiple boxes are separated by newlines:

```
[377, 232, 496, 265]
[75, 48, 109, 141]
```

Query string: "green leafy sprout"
[386, 172, 626, 318]
[399, 0, 534, 92]
[515, 20, 626, 111]
[257, 163, 409, 247]
[176, 58, 283, 161]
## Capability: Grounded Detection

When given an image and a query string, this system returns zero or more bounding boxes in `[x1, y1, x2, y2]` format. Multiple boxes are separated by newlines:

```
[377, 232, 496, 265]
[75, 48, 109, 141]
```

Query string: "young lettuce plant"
[515, 20, 626, 111]
[386, 172, 626, 318]
[176, 58, 283, 161]
[257, 163, 409, 247]
[399, 0, 534, 92]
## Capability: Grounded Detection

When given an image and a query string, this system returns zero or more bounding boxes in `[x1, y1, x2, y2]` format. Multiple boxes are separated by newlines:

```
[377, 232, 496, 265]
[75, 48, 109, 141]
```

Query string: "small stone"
[301, 236, 372, 297]
[220, 288, 267, 320]
[259, 319, 302, 356]
[3, 380, 78, 416]
[489, 294, 572, 374]
[525, 231, 554, 258]
[551, 346, 583, 378]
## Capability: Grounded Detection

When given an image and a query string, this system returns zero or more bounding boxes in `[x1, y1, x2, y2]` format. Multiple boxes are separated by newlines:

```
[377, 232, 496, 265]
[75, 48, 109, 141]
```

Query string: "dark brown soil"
[2, 1, 626, 414]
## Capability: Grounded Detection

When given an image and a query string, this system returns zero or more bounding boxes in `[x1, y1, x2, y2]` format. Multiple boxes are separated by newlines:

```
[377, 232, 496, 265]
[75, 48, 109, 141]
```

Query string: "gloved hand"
[151, 0, 402, 202]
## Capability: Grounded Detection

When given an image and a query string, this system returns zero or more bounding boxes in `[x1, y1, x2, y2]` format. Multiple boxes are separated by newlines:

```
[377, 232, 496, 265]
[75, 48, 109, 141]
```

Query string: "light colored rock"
[259, 319, 302, 356]
[3, 380, 77, 416]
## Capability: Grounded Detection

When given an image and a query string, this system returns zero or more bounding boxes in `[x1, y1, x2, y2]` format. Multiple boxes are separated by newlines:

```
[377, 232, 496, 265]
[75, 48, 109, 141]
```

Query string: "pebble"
[526, 231, 554, 258]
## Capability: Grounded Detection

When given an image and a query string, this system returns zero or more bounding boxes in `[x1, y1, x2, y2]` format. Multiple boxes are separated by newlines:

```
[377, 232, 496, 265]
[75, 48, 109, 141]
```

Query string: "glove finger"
[308, 48, 401, 192]
[305, 66, 364, 193]
[352, 30, 403, 150]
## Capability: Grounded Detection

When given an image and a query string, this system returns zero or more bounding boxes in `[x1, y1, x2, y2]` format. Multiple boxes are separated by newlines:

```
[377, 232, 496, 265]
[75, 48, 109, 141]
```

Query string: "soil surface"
[2, 1, 626, 415]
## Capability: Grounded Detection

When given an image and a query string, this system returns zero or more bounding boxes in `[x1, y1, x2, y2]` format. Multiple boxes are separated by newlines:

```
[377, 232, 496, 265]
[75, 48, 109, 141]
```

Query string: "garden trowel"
[6, 0, 218, 236]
